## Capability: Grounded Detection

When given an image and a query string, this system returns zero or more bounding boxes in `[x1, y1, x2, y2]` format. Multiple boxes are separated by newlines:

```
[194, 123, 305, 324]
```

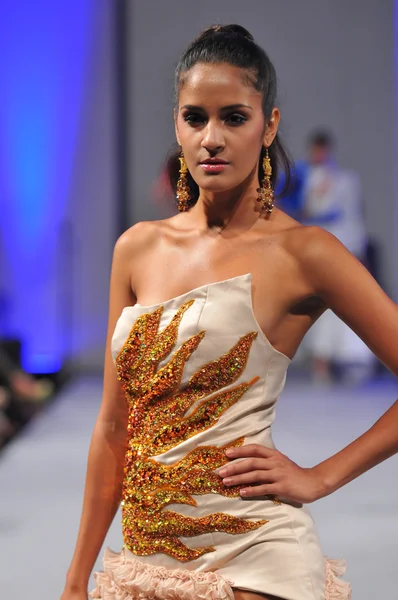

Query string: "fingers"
[219, 457, 276, 478]
[222, 469, 278, 487]
[218, 444, 286, 499]
[239, 483, 279, 498]
[225, 444, 275, 460]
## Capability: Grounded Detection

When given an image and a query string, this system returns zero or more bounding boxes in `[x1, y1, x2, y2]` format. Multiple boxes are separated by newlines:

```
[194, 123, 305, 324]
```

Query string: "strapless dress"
[90, 273, 351, 600]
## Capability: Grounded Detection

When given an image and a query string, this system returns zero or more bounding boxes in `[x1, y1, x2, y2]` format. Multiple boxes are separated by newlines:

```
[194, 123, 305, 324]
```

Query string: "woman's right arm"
[61, 233, 136, 598]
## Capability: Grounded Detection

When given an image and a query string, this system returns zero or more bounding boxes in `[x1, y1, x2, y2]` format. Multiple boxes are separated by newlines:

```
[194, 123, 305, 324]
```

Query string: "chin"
[197, 176, 237, 194]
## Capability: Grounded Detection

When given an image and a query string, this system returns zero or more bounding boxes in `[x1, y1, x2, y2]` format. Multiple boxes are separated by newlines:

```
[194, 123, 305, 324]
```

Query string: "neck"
[189, 172, 261, 234]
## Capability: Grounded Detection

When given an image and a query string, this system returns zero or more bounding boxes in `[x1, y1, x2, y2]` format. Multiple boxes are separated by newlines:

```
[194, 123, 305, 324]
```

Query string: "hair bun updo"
[197, 24, 254, 42]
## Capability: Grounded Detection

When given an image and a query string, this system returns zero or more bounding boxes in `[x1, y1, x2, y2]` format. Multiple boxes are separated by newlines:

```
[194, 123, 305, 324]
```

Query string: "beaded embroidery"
[116, 299, 269, 562]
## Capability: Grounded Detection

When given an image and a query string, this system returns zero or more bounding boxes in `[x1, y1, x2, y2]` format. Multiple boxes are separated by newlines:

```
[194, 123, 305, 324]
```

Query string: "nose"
[201, 120, 225, 154]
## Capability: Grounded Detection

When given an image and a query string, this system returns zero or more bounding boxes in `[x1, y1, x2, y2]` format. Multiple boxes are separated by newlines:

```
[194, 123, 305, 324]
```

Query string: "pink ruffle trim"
[325, 558, 352, 599]
[89, 548, 352, 600]
[89, 547, 235, 600]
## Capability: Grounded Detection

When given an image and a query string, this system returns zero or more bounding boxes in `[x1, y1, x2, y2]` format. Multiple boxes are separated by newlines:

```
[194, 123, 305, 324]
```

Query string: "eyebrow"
[180, 103, 253, 111]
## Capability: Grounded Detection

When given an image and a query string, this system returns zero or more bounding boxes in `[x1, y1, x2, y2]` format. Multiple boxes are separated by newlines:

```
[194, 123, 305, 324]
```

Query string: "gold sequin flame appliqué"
[116, 299, 270, 562]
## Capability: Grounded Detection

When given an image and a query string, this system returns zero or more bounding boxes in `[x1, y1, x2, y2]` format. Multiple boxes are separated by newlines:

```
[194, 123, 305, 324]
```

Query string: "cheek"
[235, 126, 264, 167]
[177, 122, 201, 156]
[246, 121, 265, 146]
[177, 115, 194, 137]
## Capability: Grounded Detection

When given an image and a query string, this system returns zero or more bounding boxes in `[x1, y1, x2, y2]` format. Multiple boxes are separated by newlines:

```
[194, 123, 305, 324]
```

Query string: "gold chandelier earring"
[256, 147, 274, 215]
[176, 151, 191, 212]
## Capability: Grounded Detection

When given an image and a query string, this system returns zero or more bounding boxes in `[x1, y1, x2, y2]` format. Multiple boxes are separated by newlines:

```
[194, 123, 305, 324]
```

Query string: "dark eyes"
[183, 113, 247, 126]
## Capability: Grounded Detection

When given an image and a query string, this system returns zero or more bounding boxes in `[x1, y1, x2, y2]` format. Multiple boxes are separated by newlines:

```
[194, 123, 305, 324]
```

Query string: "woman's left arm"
[299, 227, 398, 497]
[219, 227, 398, 502]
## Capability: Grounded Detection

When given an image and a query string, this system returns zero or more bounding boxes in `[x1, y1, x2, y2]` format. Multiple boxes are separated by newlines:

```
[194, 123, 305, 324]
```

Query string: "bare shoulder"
[113, 219, 178, 265]
[280, 224, 398, 375]
[280, 223, 375, 305]
[283, 224, 341, 258]
[279, 223, 348, 271]
[114, 220, 161, 254]
[112, 218, 184, 286]
[272, 217, 358, 295]
[263, 209, 307, 258]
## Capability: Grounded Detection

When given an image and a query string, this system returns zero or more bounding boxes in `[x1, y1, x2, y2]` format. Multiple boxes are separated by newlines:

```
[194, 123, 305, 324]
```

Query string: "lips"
[200, 159, 229, 165]
[199, 162, 228, 173]
[199, 158, 229, 173]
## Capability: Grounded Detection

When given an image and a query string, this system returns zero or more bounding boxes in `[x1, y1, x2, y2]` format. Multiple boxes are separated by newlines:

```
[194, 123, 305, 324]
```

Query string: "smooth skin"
[61, 63, 398, 600]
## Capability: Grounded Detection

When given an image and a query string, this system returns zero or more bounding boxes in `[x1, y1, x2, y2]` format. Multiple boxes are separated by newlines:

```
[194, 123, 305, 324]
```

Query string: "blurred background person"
[0, 337, 54, 448]
[0, 288, 54, 447]
[279, 129, 374, 383]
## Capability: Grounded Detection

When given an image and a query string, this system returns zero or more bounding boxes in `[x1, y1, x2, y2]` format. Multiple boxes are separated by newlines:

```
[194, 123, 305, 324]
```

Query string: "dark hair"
[166, 24, 292, 209]
[308, 129, 335, 149]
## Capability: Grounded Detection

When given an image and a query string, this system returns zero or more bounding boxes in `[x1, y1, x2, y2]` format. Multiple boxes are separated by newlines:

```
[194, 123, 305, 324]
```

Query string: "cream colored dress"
[90, 274, 351, 600]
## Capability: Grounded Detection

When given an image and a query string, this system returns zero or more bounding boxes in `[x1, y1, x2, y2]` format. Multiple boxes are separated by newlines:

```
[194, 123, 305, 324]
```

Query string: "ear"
[263, 107, 280, 147]
[174, 108, 181, 146]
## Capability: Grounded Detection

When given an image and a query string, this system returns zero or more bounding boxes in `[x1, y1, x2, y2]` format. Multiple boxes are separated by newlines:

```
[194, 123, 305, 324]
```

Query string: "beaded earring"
[256, 147, 274, 215]
[176, 152, 191, 212]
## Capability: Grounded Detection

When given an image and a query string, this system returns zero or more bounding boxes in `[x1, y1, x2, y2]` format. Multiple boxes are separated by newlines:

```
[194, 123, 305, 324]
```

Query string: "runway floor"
[0, 375, 397, 599]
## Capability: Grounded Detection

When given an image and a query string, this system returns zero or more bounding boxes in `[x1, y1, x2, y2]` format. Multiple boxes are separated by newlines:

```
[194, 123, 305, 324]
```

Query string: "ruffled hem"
[325, 558, 352, 599]
[89, 548, 352, 600]
[89, 547, 234, 600]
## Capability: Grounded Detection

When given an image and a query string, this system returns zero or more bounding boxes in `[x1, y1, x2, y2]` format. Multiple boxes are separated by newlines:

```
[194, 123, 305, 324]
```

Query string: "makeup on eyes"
[183, 111, 248, 126]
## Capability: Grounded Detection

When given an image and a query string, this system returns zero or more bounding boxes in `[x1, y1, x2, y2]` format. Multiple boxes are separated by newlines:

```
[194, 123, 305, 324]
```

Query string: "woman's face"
[175, 62, 279, 194]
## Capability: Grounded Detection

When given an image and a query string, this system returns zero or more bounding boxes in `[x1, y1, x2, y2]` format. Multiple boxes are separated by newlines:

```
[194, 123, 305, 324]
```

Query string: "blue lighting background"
[0, 3, 94, 372]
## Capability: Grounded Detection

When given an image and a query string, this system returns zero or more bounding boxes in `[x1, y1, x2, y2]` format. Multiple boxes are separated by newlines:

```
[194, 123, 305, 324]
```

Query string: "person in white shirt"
[300, 130, 373, 382]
